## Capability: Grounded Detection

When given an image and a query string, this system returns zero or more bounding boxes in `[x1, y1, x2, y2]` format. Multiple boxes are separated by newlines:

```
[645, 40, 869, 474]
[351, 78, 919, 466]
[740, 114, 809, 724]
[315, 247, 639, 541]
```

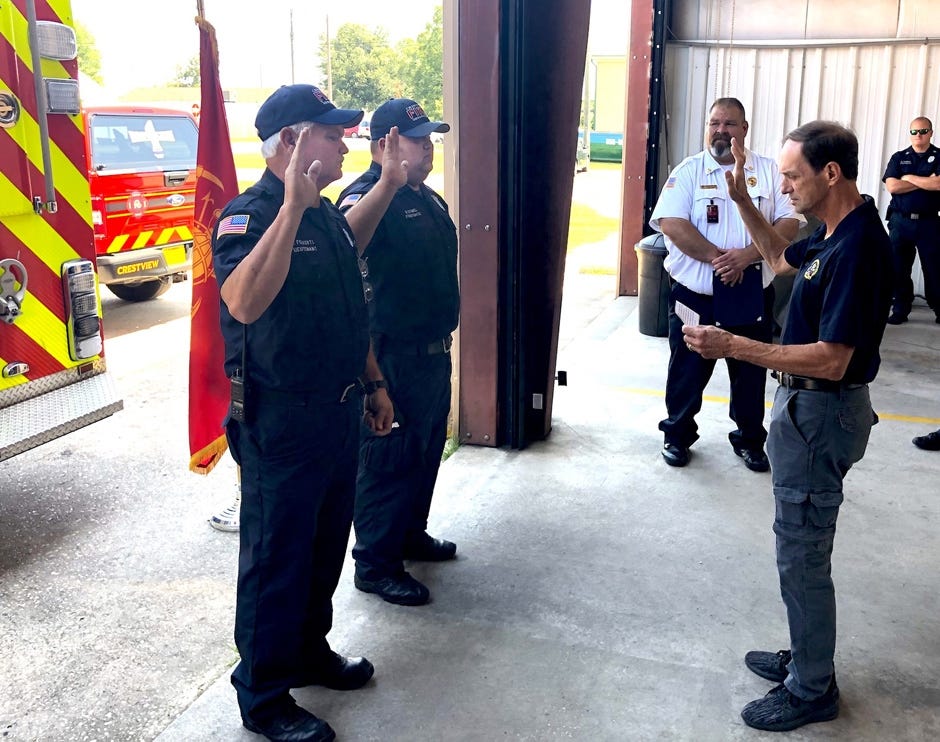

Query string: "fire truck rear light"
[74, 315, 100, 337]
[45, 79, 80, 115]
[71, 292, 98, 316]
[67, 270, 96, 295]
[91, 209, 103, 226]
[61, 259, 102, 361]
[36, 21, 78, 61]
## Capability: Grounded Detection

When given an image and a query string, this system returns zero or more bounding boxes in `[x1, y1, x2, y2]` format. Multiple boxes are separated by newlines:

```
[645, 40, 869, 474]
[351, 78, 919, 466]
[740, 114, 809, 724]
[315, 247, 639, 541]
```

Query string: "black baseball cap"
[369, 98, 450, 140]
[255, 84, 363, 140]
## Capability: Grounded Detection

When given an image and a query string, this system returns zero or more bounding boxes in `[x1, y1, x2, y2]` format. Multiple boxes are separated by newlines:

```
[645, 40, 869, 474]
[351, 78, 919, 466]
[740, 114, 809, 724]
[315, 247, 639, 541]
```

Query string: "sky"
[71, 0, 629, 96]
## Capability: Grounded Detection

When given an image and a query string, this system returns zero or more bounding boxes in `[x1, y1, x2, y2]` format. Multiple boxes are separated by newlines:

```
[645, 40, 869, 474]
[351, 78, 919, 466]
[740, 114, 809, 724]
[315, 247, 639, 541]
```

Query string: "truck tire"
[107, 277, 172, 302]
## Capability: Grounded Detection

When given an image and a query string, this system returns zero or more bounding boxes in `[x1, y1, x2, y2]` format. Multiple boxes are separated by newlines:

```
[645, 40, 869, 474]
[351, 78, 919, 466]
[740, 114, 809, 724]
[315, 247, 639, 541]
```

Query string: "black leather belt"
[379, 334, 453, 356]
[899, 211, 940, 220]
[772, 370, 865, 392]
[252, 382, 360, 406]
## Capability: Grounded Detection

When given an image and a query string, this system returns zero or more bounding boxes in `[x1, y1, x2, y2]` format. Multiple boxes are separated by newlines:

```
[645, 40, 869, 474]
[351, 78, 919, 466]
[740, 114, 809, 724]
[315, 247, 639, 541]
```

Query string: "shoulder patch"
[217, 214, 250, 236]
[339, 193, 362, 210]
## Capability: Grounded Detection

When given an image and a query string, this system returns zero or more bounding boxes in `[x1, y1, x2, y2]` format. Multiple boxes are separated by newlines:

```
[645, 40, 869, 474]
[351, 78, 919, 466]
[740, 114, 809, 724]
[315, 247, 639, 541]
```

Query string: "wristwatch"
[362, 379, 388, 395]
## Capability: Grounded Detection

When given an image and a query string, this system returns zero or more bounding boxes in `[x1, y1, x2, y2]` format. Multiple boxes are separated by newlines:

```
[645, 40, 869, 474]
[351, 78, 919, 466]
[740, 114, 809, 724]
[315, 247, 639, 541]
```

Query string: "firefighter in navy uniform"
[882, 116, 940, 324]
[337, 98, 459, 607]
[212, 84, 397, 742]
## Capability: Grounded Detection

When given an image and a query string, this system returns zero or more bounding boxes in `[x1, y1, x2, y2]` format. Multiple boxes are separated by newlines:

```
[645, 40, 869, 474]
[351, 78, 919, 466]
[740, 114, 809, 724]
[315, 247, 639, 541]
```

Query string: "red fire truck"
[1, 0, 122, 462]
[84, 105, 198, 301]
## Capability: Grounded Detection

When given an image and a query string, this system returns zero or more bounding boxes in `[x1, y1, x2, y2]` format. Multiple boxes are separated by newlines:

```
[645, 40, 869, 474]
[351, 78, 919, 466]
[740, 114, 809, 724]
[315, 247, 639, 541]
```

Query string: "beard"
[709, 137, 731, 159]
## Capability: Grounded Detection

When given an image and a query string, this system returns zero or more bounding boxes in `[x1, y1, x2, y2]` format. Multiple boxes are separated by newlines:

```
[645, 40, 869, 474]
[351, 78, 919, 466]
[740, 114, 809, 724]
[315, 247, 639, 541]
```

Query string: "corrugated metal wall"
[660, 0, 940, 293]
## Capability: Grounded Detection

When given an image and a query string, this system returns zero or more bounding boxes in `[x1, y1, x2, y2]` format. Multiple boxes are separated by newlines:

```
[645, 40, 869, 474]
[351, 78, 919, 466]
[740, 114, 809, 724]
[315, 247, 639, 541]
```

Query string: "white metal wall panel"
[661, 0, 940, 299]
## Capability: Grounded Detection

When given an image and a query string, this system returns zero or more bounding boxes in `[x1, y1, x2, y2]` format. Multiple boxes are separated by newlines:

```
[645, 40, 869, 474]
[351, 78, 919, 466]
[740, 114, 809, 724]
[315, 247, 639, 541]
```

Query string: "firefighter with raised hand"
[338, 98, 459, 607]
[211, 84, 394, 742]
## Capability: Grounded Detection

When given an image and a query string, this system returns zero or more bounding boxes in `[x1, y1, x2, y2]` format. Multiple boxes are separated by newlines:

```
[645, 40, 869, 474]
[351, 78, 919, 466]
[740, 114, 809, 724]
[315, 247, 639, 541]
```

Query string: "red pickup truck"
[84, 106, 198, 301]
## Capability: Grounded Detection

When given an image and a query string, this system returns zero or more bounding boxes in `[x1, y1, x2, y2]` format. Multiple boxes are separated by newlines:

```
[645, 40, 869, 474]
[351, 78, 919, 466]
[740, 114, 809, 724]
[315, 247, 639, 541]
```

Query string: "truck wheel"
[107, 277, 172, 302]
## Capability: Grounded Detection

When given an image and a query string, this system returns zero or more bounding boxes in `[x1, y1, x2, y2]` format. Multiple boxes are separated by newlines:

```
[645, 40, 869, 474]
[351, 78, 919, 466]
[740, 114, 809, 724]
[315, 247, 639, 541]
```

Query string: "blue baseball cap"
[369, 98, 450, 140]
[255, 84, 363, 140]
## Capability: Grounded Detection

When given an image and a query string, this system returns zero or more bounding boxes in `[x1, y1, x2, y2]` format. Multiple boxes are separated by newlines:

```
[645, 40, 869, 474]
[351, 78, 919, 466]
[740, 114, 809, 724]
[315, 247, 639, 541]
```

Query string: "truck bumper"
[97, 243, 192, 285]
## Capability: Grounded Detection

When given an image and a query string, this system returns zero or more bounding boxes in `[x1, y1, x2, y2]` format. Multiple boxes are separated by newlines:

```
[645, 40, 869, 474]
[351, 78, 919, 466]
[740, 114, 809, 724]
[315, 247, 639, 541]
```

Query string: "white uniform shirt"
[649, 148, 795, 294]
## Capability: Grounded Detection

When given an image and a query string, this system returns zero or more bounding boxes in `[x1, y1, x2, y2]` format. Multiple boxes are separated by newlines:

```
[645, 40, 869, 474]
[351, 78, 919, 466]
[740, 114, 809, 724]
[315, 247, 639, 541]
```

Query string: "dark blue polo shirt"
[338, 162, 459, 343]
[882, 144, 940, 216]
[212, 169, 370, 392]
[782, 196, 893, 384]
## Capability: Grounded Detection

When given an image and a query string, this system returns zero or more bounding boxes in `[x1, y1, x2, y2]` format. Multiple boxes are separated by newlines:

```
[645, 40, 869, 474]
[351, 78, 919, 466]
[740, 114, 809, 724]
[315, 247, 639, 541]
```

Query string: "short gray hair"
[260, 120, 315, 158]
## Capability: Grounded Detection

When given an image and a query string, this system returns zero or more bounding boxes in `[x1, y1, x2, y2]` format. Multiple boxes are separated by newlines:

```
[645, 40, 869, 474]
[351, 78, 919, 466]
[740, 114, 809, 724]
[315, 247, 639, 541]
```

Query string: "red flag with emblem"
[188, 15, 238, 473]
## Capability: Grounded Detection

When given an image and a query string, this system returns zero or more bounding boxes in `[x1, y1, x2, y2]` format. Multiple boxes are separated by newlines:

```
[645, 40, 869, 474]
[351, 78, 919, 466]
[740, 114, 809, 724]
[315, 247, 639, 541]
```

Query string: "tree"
[319, 24, 399, 112]
[75, 21, 102, 84]
[171, 56, 200, 87]
[397, 6, 443, 120]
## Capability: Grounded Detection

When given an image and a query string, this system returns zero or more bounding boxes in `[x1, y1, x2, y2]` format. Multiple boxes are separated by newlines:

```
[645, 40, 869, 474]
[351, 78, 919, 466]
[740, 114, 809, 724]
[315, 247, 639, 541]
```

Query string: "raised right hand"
[284, 126, 322, 211]
[723, 136, 750, 204]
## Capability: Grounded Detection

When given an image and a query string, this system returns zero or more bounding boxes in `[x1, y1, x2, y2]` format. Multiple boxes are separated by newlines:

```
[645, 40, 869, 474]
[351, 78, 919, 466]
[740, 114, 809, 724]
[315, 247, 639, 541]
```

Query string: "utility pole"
[326, 14, 332, 99]
[290, 8, 295, 84]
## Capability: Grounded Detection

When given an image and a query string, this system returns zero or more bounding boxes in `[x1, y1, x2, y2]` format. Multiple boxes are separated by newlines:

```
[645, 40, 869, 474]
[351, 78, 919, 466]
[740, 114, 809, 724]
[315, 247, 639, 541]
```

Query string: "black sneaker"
[913, 430, 940, 451]
[744, 649, 791, 682]
[886, 311, 908, 325]
[741, 678, 839, 732]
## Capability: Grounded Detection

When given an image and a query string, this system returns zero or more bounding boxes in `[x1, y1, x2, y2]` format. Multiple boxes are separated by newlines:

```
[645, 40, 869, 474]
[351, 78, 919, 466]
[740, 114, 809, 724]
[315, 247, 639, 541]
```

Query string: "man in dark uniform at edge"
[882, 116, 940, 325]
[336, 98, 459, 607]
[212, 84, 400, 742]
[685, 122, 893, 732]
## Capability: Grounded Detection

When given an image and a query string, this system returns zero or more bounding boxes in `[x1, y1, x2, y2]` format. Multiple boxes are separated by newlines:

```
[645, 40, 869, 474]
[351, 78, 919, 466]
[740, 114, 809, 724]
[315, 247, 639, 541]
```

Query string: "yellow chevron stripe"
[13, 289, 75, 368]
[0, 172, 81, 270]
[154, 228, 176, 246]
[2, 2, 85, 138]
[177, 225, 193, 240]
[132, 231, 154, 249]
[106, 234, 131, 254]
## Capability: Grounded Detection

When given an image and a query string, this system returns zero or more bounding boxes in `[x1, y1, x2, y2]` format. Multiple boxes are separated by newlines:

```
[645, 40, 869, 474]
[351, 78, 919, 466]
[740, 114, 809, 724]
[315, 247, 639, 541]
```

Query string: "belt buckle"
[339, 382, 357, 403]
[911, 213, 920, 220]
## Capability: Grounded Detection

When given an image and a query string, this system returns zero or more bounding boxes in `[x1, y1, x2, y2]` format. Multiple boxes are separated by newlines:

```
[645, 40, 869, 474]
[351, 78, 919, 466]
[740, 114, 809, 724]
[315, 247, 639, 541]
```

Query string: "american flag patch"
[217, 214, 250, 236]
[339, 193, 362, 210]
[665, 177, 677, 190]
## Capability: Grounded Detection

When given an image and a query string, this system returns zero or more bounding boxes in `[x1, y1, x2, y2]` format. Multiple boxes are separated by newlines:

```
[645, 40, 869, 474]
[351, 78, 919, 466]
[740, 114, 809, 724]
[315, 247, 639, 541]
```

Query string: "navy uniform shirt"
[212, 168, 370, 392]
[782, 197, 893, 384]
[338, 162, 459, 343]
[882, 143, 940, 215]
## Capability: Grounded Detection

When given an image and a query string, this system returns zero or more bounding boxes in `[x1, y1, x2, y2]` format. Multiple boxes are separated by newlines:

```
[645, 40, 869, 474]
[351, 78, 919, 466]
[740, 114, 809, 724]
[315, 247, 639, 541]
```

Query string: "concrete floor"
[156, 273, 940, 741]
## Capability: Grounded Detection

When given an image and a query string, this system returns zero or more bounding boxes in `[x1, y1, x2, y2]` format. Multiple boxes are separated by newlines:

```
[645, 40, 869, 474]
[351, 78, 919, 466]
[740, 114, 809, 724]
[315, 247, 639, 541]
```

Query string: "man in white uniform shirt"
[650, 98, 799, 470]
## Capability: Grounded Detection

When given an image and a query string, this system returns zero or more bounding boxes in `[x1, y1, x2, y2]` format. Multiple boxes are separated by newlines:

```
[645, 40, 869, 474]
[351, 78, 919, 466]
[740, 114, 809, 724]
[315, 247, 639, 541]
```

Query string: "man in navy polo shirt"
[337, 98, 459, 607]
[213, 84, 399, 742]
[685, 121, 893, 732]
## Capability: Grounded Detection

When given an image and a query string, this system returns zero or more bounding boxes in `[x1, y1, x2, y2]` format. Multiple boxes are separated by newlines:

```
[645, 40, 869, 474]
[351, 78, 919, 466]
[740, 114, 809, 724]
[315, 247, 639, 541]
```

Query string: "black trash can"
[635, 233, 670, 337]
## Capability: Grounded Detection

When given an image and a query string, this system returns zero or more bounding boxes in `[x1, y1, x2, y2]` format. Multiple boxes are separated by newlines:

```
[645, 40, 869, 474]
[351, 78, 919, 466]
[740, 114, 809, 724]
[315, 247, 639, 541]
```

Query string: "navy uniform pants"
[659, 282, 773, 451]
[353, 348, 452, 580]
[226, 396, 360, 722]
[888, 213, 940, 317]
[766, 384, 874, 700]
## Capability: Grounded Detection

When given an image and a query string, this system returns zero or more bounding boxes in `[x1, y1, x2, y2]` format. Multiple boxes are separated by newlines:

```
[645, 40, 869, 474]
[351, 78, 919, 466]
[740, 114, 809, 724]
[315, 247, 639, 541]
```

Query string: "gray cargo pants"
[766, 383, 875, 700]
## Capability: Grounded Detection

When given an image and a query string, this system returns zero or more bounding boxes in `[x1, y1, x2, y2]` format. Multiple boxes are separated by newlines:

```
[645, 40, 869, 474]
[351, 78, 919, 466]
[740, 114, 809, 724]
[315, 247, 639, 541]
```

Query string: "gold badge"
[747, 176, 758, 187]
[804, 258, 820, 280]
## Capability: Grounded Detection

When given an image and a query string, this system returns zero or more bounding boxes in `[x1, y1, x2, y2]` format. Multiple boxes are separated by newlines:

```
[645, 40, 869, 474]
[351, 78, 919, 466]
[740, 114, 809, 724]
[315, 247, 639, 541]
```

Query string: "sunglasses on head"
[910, 128, 931, 135]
